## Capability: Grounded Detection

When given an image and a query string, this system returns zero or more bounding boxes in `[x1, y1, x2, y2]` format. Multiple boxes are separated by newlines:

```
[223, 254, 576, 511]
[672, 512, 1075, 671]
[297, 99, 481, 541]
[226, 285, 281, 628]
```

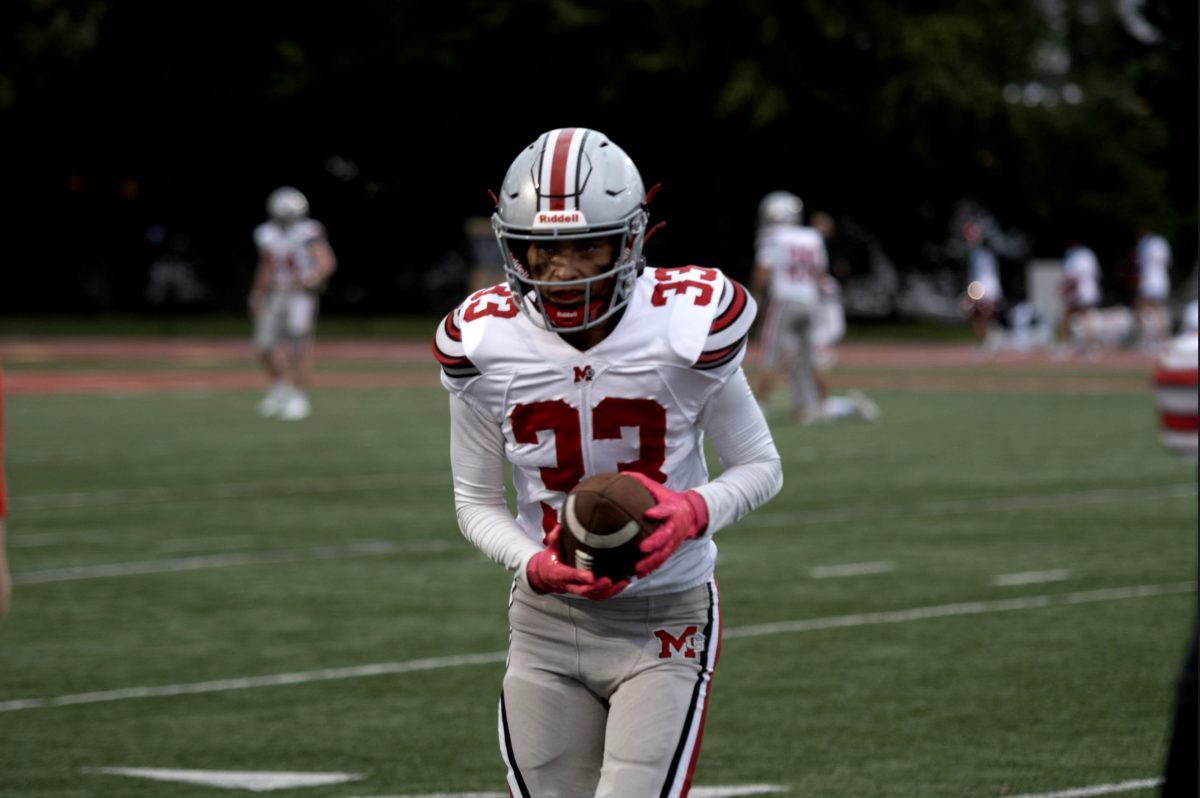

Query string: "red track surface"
[0, 338, 1157, 395]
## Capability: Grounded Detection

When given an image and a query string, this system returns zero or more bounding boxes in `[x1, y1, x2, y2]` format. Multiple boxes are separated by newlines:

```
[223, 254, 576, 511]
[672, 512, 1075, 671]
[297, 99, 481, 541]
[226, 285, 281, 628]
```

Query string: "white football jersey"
[1063, 245, 1100, 306]
[435, 266, 755, 596]
[1136, 234, 1172, 299]
[968, 246, 1003, 301]
[755, 224, 828, 305]
[253, 219, 328, 290]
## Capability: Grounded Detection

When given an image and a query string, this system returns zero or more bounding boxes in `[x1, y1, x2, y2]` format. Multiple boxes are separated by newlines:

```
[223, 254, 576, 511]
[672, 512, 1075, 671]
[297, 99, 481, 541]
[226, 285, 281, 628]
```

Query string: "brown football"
[559, 472, 660, 582]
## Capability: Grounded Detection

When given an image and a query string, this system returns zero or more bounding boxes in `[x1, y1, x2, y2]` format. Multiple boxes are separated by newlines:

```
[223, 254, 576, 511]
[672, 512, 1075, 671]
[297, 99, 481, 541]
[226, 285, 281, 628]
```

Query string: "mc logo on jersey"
[654, 626, 705, 659]
[573, 365, 594, 383]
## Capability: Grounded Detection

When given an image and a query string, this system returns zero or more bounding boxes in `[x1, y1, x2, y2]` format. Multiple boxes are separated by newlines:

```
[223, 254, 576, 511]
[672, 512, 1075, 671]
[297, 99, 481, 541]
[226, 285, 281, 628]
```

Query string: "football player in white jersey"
[960, 223, 1004, 352]
[750, 190, 831, 422]
[433, 128, 782, 798]
[1134, 226, 1173, 350]
[248, 187, 337, 420]
[1057, 238, 1102, 352]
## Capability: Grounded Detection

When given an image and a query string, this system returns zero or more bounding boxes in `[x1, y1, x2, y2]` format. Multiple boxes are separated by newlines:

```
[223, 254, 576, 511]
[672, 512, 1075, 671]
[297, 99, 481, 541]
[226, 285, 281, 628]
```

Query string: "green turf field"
[1, 366, 1195, 797]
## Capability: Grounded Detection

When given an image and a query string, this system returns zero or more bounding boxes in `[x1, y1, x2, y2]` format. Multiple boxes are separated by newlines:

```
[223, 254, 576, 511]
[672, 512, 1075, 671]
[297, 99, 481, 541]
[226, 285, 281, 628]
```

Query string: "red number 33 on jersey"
[650, 266, 718, 307]
[511, 398, 668, 494]
[464, 285, 520, 321]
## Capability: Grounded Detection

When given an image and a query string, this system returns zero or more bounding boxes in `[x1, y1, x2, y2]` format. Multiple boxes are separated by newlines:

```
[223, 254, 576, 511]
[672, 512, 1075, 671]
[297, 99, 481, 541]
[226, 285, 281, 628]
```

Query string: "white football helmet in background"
[759, 190, 803, 227]
[267, 186, 310, 224]
[492, 127, 649, 332]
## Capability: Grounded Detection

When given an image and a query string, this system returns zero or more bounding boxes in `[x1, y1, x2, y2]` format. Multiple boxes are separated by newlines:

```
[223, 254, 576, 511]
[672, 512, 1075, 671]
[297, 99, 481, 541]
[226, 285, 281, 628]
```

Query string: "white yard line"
[9, 473, 427, 512]
[809, 561, 895, 579]
[1003, 777, 1161, 797]
[722, 582, 1192, 640]
[13, 482, 1194, 582]
[12, 540, 455, 584]
[11, 479, 1193, 517]
[9, 529, 110, 548]
[993, 569, 1073, 587]
[158, 535, 257, 552]
[0, 653, 508, 712]
[339, 787, 786, 798]
[85, 767, 363, 791]
[740, 483, 1196, 529]
[2, 581, 1191, 713]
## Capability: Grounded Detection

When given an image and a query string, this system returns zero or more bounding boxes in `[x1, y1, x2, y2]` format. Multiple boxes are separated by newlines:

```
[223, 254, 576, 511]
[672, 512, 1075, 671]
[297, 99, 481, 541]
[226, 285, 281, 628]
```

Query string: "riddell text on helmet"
[534, 211, 588, 227]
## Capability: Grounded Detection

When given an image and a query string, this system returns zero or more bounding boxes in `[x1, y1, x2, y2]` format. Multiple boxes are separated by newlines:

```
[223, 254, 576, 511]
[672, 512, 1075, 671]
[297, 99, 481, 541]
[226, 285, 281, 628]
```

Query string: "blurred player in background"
[808, 211, 880, 422]
[1057, 237, 1101, 355]
[1134, 226, 1173, 352]
[248, 186, 338, 421]
[960, 222, 1004, 354]
[750, 190, 829, 422]
[433, 127, 782, 797]
[0, 366, 10, 619]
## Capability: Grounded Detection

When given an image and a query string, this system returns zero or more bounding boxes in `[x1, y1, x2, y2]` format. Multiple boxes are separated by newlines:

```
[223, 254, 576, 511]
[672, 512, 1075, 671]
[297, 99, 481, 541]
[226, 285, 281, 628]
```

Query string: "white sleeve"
[691, 368, 783, 534]
[448, 393, 543, 573]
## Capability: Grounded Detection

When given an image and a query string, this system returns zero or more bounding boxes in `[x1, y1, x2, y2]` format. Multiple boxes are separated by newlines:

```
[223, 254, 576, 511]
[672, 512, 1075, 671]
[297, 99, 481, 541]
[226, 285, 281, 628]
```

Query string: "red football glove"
[525, 525, 628, 600]
[626, 472, 710, 579]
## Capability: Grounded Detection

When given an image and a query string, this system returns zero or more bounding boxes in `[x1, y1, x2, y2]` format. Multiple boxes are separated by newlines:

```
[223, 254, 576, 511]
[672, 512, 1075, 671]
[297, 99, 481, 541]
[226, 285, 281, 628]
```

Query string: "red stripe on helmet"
[548, 128, 576, 211]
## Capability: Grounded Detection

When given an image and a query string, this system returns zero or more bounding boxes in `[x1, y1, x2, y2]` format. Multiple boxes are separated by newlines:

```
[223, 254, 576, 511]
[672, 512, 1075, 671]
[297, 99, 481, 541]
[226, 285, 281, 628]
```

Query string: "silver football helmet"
[758, 190, 803, 226]
[492, 128, 649, 332]
[267, 186, 309, 224]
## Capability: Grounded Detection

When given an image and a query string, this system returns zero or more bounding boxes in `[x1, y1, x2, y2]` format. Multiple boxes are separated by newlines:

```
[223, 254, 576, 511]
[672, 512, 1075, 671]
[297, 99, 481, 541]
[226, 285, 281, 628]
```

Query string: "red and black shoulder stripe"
[432, 309, 479, 379]
[694, 276, 756, 371]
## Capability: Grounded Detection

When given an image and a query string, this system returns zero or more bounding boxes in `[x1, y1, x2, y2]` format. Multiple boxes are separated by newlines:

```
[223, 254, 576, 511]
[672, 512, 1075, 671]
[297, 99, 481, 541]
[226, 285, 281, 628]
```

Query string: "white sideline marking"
[741, 483, 1196, 529]
[13, 540, 454, 584]
[10, 530, 108, 548]
[1004, 776, 1161, 797]
[159, 534, 255, 552]
[86, 767, 362, 791]
[0, 652, 508, 712]
[1, 581, 1191, 714]
[722, 582, 1193, 640]
[9, 473, 422, 512]
[810, 561, 895, 579]
[11, 479, 1193, 518]
[342, 787, 786, 798]
[16, 483, 1194, 582]
[993, 569, 1072, 587]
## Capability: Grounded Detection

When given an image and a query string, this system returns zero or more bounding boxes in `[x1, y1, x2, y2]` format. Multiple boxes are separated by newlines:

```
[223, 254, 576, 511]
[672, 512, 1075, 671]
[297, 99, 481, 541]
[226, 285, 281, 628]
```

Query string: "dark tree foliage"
[1, 0, 1193, 315]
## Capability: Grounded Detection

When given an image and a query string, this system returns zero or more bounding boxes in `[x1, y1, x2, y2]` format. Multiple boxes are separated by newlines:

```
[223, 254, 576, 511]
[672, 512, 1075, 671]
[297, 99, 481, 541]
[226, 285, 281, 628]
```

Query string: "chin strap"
[543, 297, 609, 329]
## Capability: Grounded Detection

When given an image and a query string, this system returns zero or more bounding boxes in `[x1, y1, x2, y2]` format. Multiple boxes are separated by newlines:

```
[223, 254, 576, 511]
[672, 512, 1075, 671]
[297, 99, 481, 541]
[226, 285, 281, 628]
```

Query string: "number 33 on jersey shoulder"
[433, 267, 755, 499]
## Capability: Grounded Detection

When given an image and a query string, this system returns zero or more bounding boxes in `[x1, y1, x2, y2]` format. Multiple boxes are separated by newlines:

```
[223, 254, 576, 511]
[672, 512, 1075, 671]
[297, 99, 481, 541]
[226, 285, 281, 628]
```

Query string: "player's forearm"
[309, 242, 338, 285]
[449, 394, 542, 572]
[694, 369, 783, 533]
[455, 499, 541, 572]
[692, 460, 782, 535]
